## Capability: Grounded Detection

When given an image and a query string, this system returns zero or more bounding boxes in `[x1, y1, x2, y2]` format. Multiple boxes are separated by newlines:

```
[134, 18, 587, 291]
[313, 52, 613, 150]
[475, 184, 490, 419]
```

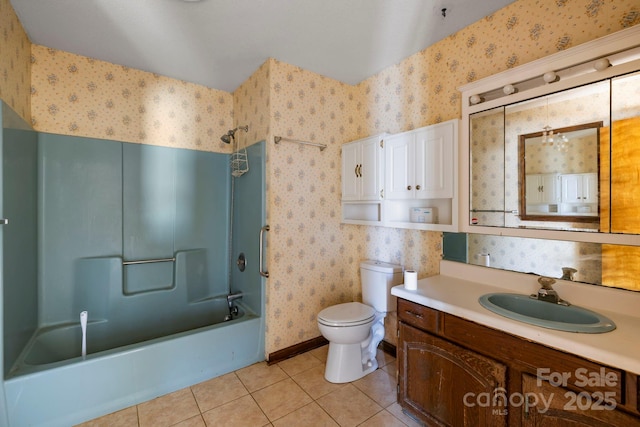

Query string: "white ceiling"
[10, 0, 516, 93]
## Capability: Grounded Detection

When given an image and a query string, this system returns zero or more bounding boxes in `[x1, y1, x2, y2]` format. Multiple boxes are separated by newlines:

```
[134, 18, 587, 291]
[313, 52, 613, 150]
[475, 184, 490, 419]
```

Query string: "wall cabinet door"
[398, 322, 507, 427]
[341, 142, 361, 200]
[414, 124, 454, 199]
[526, 174, 560, 205]
[341, 135, 383, 201]
[561, 173, 597, 204]
[384, 132, 414, 200]
[385, 121, 455, 200]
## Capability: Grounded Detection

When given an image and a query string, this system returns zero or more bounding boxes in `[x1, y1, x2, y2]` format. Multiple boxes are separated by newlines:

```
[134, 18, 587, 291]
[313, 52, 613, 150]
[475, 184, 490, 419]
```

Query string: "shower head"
[220, 125, 249, 144]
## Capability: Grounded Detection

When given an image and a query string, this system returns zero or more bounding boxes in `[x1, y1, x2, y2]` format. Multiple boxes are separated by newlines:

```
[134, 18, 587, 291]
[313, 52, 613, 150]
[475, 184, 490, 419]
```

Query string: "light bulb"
[543, 71, 557, 83]
[503, 84, 516, 95]
[594, 58, 610, 71]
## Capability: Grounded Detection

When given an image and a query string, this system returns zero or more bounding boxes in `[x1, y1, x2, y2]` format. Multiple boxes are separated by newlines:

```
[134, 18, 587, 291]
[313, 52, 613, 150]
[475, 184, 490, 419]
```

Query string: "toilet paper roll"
[404, 270, 418, 290]
[478, 253, 490, 267]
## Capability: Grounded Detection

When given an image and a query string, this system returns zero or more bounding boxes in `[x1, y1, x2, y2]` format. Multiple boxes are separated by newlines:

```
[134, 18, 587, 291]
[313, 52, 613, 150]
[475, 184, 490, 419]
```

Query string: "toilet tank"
[360, 260, 404, 312]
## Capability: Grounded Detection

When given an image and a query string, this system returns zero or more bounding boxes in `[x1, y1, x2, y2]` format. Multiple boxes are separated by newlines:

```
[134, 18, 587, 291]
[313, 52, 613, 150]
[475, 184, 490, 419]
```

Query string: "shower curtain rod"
[273, 136, 327, 151]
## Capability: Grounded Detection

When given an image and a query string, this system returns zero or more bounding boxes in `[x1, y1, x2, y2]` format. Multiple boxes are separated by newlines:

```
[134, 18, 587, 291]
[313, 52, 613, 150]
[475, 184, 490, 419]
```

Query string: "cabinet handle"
[354, 165, 358, 177]
[404, 310, 423, 319]
[359, 164, 363, 177]
[407, 185, 412, 191]
[416, 185, 421, 190]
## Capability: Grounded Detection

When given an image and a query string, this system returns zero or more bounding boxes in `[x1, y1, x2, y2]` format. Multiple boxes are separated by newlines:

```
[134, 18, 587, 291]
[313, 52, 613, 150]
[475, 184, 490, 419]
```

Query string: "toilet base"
[323, 341, 378, 383]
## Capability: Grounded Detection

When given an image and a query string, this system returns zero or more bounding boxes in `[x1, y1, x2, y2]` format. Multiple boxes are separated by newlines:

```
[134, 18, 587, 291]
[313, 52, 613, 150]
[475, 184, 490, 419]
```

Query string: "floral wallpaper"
[359, 0, 640, 132]
[0, 0, 31, 121]
[30, 45, 233, 153]
[1, 0, 639, 357]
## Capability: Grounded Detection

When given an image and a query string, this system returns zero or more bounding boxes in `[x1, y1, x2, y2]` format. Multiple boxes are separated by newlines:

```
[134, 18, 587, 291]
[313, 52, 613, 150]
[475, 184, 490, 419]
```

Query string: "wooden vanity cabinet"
[397, 298, 640, 427]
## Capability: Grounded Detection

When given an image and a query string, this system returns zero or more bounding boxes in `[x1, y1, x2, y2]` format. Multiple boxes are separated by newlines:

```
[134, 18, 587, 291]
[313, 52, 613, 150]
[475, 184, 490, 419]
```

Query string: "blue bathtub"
[4, 302, 264, 427]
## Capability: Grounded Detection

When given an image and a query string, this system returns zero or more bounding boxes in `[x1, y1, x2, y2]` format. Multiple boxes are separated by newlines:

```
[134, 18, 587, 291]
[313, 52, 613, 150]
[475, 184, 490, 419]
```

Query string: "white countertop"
[391, 260, 640, 375]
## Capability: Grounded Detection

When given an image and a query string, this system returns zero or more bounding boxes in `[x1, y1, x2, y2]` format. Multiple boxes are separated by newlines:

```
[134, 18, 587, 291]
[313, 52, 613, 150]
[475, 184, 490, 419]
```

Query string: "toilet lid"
[317, 302, 376, 327]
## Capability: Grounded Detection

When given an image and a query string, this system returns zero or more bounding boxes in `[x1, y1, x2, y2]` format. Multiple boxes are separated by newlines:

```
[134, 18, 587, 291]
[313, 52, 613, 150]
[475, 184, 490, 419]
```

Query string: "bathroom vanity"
[391, 261, 640, 426]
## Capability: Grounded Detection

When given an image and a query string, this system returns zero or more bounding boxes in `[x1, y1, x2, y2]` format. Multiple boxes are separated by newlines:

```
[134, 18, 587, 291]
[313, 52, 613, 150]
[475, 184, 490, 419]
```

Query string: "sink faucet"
[531, 277, 570, 306]
[561, 267, 577, 281]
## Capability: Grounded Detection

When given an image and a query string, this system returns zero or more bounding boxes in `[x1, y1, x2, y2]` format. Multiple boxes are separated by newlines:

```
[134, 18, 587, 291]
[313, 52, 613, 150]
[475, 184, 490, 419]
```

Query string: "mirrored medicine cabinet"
[458, 26, 640, 291]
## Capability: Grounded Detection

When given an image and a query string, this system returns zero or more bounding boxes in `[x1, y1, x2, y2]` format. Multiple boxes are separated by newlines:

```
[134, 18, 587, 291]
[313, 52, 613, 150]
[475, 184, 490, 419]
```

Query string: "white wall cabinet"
[383, 120, 458, 231]
[561, 173, 597, 204]
[341, 120, 458, 231]
[525, 174, 560, 205]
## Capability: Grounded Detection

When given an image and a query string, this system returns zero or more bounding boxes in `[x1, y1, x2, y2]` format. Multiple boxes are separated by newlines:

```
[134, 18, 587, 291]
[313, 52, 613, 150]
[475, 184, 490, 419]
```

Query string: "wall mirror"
[470, 80, 617, 233]
[443, 232, 640, 292]
[519, 121, 602, 223]
[460, 26, 640, 292]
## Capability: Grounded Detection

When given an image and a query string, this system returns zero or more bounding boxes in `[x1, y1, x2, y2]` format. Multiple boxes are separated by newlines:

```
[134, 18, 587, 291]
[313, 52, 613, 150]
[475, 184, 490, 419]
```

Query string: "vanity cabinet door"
[398, 321, 507, 427]
[521, 374, 637, 427]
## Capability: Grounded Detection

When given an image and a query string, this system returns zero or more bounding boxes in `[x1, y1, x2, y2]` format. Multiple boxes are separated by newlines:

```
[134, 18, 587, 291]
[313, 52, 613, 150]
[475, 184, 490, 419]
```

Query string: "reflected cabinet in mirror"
[470, 72, 640, 234]
[519, 121, 602, 223]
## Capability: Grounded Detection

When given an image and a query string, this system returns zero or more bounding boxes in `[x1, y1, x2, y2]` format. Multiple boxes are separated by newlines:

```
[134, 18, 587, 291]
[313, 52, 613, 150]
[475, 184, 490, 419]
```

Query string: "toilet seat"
[317, 302, 376, 327]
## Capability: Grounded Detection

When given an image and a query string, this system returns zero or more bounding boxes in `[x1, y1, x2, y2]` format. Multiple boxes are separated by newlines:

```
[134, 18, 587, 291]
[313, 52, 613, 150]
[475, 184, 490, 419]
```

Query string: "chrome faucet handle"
[537, 276, 556, 289]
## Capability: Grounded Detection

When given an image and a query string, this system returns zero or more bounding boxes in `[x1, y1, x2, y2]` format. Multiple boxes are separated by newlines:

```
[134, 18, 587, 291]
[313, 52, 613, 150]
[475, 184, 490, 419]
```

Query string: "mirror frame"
[458, 25, 640, 246]
[518, 121, 603, 223]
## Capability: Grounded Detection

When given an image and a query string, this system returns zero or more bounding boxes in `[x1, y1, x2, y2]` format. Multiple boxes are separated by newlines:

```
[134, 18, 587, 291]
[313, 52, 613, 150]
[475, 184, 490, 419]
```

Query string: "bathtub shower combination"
[1, 104, 266, 427]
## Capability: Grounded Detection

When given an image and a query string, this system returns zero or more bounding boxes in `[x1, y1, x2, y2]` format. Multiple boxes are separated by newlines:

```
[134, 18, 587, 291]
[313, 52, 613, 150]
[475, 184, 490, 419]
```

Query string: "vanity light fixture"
[469, 94, 482, 105]
[594, 58, 611, 71]
[503, 84, 516, 95]
[543, 71, 558, 83]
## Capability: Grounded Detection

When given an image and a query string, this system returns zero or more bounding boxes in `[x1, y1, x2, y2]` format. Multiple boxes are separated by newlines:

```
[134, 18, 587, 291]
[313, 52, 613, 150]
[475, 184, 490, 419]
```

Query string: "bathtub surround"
[1, 0, 639, 415]
[1, 105, 267, 424]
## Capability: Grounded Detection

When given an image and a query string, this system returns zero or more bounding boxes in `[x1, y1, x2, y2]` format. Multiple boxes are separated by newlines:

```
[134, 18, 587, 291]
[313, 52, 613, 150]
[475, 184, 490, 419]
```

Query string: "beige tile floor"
[76, 345, 422, 427]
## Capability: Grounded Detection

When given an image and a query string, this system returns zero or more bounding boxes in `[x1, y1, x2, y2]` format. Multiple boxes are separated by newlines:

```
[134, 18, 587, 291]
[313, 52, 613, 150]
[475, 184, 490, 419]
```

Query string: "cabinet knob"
[416, 185, 421, 190]
[407, 185, 412, 190]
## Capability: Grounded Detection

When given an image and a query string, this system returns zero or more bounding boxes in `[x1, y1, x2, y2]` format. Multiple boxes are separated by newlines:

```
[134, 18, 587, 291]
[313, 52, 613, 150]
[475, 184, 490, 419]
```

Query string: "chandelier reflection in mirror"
[540, 98, 570, 152]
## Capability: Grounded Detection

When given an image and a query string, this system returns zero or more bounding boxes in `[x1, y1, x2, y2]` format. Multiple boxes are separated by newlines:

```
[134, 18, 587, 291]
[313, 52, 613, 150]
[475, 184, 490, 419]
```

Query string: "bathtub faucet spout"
[227, 291, 243, 309]
[225, 292, 243, 321]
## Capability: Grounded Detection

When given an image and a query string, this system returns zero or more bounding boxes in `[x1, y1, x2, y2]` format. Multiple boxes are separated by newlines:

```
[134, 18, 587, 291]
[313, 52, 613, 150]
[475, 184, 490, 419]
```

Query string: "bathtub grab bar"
[260, 225, 269, 278]
[123, 257, 175, 265]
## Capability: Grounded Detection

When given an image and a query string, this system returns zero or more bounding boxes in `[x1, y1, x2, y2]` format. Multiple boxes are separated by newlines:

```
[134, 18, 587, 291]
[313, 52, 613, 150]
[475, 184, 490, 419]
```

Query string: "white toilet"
[317, 260, 403, 383]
